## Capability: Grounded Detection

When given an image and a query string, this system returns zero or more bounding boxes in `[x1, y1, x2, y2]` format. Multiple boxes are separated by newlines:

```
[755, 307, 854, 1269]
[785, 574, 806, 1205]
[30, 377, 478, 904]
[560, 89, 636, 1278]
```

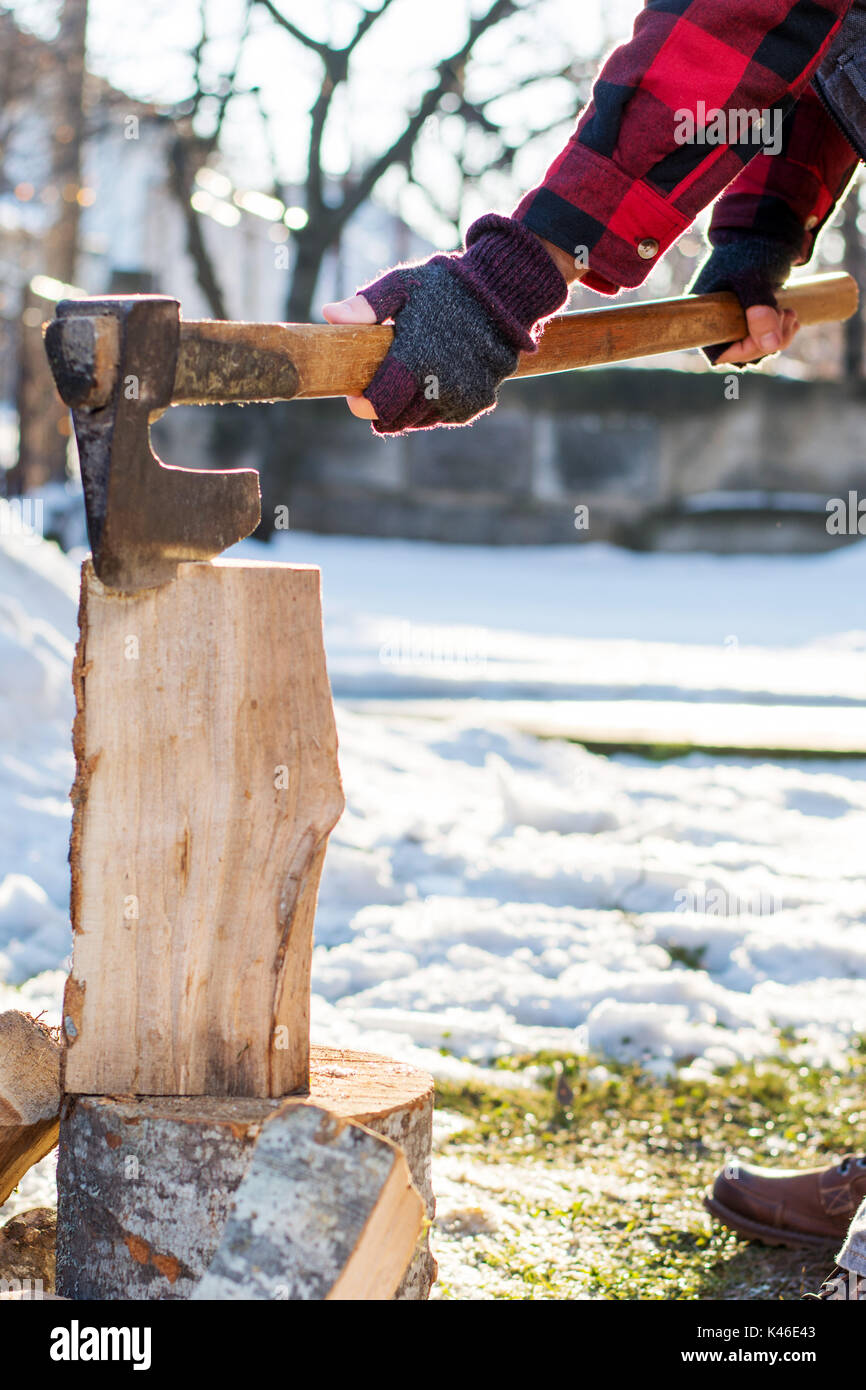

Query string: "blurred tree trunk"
[843, 187, 864, 382]
[9, 0, 88, 496]
[286, 227, 333, 324]
[167, 134, 230, 320]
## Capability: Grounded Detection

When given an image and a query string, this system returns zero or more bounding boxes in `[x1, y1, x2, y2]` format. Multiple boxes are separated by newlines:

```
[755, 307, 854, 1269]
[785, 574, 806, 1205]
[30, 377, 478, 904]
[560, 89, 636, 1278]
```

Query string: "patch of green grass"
[664, 943, 708, 971]
[433, 1046, 866, 1300]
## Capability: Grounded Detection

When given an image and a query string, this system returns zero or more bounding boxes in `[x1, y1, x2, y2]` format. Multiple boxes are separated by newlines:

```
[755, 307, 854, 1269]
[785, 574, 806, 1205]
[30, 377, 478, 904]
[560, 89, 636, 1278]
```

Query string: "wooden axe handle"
[173, 272, 858, 405]
[514, 271, 858, 379]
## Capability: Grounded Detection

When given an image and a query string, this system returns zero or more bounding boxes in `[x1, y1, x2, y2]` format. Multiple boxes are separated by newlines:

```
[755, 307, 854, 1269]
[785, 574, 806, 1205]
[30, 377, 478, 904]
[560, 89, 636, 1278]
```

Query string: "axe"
[44, 273, 857, 592]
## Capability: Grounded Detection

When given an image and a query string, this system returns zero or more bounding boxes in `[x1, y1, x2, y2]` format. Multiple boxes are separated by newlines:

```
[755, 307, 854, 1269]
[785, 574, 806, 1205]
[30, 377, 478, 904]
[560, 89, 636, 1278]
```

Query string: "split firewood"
[193, 1102, 424, 1301]
[64, 560, 344, 1098]
[0, 1012, 61, 1206]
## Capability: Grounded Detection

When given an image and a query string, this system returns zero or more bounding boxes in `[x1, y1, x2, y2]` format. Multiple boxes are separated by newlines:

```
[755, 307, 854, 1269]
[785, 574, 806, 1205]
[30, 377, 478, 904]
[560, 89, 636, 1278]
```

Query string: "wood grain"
[171, 272, 858, 403]
[515, 273, 859, 378]
[64, 558, 345, 1098]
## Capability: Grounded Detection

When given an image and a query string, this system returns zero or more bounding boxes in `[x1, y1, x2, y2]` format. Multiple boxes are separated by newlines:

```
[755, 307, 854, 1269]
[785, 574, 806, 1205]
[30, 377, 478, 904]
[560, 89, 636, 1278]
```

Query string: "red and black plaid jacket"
[515, 0, 860, 295]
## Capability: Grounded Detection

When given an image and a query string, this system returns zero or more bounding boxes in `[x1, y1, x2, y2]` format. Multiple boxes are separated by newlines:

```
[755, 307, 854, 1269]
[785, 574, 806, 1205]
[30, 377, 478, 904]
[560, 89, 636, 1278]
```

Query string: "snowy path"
[237, 532, 866, 709]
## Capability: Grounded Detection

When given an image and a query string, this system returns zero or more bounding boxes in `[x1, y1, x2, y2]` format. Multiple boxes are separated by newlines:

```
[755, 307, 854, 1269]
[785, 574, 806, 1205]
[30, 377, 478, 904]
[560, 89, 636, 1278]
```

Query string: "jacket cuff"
[449, 214, 569, 351]
[513, 145, 690, 295]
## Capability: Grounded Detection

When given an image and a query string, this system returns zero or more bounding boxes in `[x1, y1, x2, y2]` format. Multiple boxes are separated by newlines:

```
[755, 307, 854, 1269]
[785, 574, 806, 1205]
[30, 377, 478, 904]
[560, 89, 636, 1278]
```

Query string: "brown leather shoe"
[705, 1155, 866, 1248]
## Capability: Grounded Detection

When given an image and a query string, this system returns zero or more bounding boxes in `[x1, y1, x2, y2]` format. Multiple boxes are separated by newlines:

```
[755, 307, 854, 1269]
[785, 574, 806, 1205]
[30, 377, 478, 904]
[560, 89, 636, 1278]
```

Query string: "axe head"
[45, 295, 261, 592]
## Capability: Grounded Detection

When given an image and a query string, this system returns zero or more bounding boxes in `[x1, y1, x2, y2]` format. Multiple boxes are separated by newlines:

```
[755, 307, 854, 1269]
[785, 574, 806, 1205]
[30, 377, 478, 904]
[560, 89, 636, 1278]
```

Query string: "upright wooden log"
[0, 1012, 61, 1205]
[57, 1047, 436, 1300]
[64, 558, 344, 1098]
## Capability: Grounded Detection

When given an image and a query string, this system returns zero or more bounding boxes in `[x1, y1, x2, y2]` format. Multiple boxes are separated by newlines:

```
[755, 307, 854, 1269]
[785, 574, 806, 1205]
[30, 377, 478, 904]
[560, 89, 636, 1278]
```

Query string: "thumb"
[745, 303, 783, 354]
[322, 294, 377, 325]
[714, 302, 786, 366]
[320, 294, 379, 420]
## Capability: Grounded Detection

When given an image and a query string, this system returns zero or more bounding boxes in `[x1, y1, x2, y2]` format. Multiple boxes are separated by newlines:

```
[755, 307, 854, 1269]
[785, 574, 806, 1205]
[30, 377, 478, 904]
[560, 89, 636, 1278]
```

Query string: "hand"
[319, 215, 569, 435]
[323, 230, 579, 427]
[689, 236, 799, 367]
[714, 303, 800, 366]
[321, 294, 379, 420]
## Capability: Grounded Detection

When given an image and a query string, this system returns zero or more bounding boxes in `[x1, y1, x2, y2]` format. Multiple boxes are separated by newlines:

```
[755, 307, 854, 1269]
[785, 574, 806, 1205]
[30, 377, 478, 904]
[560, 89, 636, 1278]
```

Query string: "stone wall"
[152, 366, 866, 553]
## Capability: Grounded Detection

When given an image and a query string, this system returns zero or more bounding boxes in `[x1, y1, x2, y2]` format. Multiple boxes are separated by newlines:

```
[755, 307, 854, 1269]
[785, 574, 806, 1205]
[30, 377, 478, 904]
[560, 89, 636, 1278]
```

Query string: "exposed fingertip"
[323, 295, 377, 325]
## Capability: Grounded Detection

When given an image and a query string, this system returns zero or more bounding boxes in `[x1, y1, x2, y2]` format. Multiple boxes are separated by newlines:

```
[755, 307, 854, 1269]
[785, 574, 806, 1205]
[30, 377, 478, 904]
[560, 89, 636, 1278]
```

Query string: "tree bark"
[192, 1102, 423, 1300]
[56, 1046, 436, 1300]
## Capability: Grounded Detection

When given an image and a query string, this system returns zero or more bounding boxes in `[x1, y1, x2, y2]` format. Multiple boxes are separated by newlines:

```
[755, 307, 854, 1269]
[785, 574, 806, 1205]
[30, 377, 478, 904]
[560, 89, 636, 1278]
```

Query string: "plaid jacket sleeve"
[514, 0, 855, 294]
[706, 83, 860, 260]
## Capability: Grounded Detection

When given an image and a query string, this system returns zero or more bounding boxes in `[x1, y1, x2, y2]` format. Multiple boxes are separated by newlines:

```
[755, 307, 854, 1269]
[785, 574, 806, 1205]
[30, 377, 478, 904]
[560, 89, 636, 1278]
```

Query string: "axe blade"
[46, 295, 261, 592]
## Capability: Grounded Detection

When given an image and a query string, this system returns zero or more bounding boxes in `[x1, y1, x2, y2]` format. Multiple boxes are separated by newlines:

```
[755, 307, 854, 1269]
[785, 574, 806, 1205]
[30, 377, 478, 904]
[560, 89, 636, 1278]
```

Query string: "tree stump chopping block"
[56, 1046, 436, 1300]
[64, 558, 344, 1098]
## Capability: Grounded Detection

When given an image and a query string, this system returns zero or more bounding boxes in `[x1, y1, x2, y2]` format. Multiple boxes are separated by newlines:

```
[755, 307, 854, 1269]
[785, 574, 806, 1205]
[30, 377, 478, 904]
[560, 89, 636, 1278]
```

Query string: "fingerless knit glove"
[357, 214, 569, 435]
[689, 234, 797, 366]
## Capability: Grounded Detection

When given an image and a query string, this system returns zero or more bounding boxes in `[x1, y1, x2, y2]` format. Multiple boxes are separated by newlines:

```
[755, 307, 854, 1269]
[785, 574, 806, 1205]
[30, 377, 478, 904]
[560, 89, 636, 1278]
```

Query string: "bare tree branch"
[254, 0, 332, 58]
[339, 0, 517, 224]
[167, 132, 230, 319]
[168, 0, 572, 321]
[306, 72, 335, 214]
[473, 59, 596, 109]
[344, 0, 398, 56]
[256, 0, 399, 214]
[161, 1, 254, 318]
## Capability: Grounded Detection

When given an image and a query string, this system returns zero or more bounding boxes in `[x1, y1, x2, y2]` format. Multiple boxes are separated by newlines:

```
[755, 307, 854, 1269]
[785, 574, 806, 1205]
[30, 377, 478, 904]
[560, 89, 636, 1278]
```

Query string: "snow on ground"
[313, 708, 866, 1072]
[233, 531, 866, 706]
[2, 520, 866, 1083]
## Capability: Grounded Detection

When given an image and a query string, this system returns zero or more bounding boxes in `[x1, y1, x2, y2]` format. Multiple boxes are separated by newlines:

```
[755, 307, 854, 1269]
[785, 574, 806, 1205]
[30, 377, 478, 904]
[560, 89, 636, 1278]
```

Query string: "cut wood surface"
[64, 558, 345, 1098]
[57, 1046, 436, 1300]
[192, 1102, 423, 1301]
[0, 1012, 61, 1206]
